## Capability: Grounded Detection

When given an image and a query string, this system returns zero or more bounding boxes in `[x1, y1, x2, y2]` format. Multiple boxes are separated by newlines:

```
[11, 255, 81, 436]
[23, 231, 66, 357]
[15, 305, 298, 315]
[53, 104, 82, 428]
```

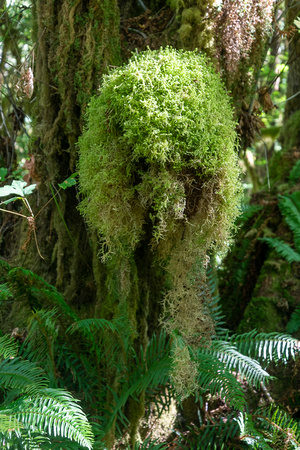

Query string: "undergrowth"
[0, 260, 299, 448]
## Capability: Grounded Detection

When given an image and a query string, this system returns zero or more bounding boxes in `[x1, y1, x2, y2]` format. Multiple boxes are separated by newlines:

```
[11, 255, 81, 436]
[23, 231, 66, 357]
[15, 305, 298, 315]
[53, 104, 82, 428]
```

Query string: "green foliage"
[58, 173, 78, 190]
[1, 263, 300, 448]
[78, 47, 242, 258]
[0, 180, 36, 200]
[289, 160, 300, 185]
[232, 329, 299, 363]
[260, 191, 300, 263]
[286, 305, 300, 334]
[238, 406, 300, 449]
[0, 331, 93, 449]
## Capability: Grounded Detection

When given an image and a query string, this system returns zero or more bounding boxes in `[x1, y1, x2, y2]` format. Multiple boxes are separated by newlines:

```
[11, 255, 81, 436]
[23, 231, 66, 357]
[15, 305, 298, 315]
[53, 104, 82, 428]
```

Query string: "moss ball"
[78, 47, 242, 258]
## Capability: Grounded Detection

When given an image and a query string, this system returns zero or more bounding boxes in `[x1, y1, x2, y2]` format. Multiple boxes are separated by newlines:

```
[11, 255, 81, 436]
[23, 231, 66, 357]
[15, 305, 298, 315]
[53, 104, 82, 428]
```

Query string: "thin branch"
[128, 28, 148, 39]
[0, 207, 27, 219]
[137, 0, 148, 12]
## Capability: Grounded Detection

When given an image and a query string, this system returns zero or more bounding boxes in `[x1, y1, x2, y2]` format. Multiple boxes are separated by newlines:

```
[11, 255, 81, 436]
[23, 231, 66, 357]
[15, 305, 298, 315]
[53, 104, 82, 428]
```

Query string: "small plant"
[0, 328, 94, 449]
[0, 174, 78, 259]
[259, 191, 300, 263]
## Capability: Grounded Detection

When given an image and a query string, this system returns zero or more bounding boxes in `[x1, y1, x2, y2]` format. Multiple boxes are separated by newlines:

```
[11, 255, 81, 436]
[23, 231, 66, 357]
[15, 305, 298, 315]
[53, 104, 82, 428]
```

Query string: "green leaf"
[259, 237, 300, 263]
[3, 389, 94, 449]
[0, 196, 22, 205]
[11, 180, 27, 197]
[0, 185, 19, 198]
[23, 184, 36, 196]
[58, 173, 78, 190]
[0, 180, 35, 199]
[0, 168, 8, 181]
[0, 357, 49, 395]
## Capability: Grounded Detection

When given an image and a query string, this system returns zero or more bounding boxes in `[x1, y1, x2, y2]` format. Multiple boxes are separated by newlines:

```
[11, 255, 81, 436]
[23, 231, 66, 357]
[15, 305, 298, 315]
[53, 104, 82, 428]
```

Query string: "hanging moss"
[78, 47, 242, 260]
[78, 47, 242, 394]
[168, 0, 215, 54]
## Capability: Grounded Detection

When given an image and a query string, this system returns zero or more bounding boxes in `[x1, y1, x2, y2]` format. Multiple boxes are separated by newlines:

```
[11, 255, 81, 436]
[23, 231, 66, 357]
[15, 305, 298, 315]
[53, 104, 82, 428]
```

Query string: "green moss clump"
[78, 47, 242, 259]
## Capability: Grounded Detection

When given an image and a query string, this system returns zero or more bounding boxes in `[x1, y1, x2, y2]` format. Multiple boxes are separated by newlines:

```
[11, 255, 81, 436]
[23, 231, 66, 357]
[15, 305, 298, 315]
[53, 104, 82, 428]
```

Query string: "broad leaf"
[0, 168, 8, 181]
[58, 173, 78, 190]
[24, 184, 37, 196]
[0, 180, 36, 199]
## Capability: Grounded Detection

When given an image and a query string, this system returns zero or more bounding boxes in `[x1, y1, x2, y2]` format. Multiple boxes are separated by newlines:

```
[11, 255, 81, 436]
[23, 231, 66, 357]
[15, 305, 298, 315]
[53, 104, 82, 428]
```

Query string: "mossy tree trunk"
[12, 0, 121, 305]
[5, 1, 169, 447]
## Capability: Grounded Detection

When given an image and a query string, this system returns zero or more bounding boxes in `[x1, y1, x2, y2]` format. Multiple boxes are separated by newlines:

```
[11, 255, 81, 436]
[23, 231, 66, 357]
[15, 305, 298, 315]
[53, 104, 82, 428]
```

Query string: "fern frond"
[232, 330, 299, 363]
[287, 306, 300, 334]
[3, 388, 94, 449]
[205, 268, 226, 334]
[175, 414, 238, 448]
[278, 192, 300, 250]
[7, 267, 78, 321]
[67, 317, 128, 338]
[194, 350, 246, 410]
[0, 414, 23, 433]
[67, 316, 136, 370]
[0, 429, 51, 450]
[0, 283, 12, 300]
[104, 334, 171, 433]
[251, 406, 300, 449]
[56, 344, 98, 404]
[0, 357, 48, 395]
[238, 412, 273, 449]
[21, 308, 59, 386]
[0, 334, 19, 359]
[203, 340, 272, 388]
[237, 204, 263, 224]
[259, 237, 300, 263]
[289, 159, 300, 185]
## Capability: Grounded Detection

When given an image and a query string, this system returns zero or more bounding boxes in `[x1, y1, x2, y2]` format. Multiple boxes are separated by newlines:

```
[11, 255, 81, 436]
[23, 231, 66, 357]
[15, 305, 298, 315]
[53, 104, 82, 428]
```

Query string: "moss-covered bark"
[10, 0, 120, 301]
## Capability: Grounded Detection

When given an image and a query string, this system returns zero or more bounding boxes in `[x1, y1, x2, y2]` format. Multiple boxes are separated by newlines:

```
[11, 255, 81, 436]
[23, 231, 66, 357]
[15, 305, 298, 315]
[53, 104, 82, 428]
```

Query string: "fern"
[0, 333, 94, 449]
[237, 203, 263, 225]
[259, 191, 300, 262]
[259, 237, 300, 263]
[231, 330, 299, 363]
[201, 340, 272, 388]
[278, 192, 300, 251]
[104, 343, 171, 432]
[238, 406, 300, 449]
[0, 334, 18, 359]
[0, 282, 12, 301]
[194, 349, 246, 410]
[289, 159, 300, 185]
[2, 389, 94, 449]
[286, 305, 300, 334]
[21, 308, 60, 386]
[180, 414, 239, 449]
[0, 262, 78, 322]
[0, 357, 49, 395]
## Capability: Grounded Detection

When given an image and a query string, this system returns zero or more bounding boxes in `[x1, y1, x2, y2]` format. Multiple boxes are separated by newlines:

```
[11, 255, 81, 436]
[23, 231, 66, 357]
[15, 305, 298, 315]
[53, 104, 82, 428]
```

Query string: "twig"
[0, 207, 27, 219]
[256, 133, 271, 192]
[137, 0, 148, 12]
[128, 27, 148, 39]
